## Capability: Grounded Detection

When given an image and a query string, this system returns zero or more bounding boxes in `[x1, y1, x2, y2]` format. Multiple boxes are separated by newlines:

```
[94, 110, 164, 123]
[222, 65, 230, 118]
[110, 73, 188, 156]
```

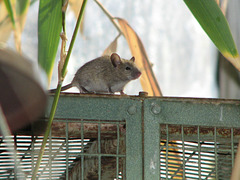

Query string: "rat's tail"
[49, 83, 73, 93]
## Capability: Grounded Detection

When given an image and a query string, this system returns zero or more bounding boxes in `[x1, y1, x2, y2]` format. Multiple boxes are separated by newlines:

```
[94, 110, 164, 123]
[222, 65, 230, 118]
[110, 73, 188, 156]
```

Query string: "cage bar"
[0, 94, 240, 179]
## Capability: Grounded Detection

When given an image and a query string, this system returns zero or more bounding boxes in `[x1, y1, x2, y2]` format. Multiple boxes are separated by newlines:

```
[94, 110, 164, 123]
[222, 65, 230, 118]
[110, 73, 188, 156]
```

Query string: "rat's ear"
[110, 53, 121, 68]
[130, 56, 135, 62]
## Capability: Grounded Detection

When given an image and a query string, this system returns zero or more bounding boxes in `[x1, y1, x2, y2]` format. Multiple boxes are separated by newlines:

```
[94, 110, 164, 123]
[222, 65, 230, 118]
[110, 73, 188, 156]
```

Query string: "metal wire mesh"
[0, 119, 126, 179]
[160, 124, 238, 179]
[0, 124, 238, 179]
[1, 95, 240, 180]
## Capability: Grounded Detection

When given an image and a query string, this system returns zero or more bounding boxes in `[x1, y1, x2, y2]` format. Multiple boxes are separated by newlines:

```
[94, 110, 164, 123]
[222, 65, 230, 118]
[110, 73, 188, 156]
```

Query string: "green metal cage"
[0, 93, 240, 179]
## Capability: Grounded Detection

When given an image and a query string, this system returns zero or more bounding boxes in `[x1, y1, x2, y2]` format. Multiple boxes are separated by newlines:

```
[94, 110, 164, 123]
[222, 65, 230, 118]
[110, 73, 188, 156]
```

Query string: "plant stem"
[62, 0, 68, 34]
[32, 84, 61, 179]
[94, 0, 122, 34]
[32, 0, 88, 179]
[0, 107, 25, 178]
[61, 0, 87, 78]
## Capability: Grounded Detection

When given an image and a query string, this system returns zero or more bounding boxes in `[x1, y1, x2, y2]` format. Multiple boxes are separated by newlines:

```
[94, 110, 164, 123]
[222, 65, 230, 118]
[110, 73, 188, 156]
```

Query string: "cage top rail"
[17, 93, 240, 137]
[47, 93, 240, 127]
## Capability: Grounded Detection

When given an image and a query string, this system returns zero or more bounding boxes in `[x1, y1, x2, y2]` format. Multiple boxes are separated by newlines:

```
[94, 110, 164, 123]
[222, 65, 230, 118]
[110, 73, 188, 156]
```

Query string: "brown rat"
[50, 53, 141, 94]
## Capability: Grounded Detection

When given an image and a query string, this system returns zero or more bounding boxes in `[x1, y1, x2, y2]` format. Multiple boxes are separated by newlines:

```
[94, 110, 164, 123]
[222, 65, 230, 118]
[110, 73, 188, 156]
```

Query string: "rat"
[50, 53, 141, 95]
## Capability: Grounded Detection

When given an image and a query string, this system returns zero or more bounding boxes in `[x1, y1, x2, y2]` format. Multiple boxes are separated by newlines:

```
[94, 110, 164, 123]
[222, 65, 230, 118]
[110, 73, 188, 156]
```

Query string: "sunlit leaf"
[117, 18, 162, 96]
[0, 0, 30, 52]
[184, 0, 240, 71]
[16, 0, 30, 31]
[14, 0, 30, 52]
[3, 0, 15, 28]
[38, 0, 62, 83]
[69, 0, 85, 35]
[69, 0, 83, 16]
[0, 1, 12, 42]
[102, 34, 119, 56]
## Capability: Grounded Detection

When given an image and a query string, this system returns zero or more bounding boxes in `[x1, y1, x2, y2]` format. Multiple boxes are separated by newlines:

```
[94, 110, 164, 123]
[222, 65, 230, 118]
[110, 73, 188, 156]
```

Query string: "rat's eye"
[125, 66, 131, 70]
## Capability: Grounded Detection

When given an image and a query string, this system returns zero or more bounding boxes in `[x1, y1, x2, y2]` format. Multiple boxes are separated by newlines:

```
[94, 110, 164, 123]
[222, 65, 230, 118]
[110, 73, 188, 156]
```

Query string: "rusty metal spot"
[160, 124, 240, 141]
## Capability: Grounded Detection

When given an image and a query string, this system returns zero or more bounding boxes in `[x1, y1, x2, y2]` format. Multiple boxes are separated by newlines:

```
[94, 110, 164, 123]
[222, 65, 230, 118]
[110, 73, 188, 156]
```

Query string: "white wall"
[8, 0, 218, 97]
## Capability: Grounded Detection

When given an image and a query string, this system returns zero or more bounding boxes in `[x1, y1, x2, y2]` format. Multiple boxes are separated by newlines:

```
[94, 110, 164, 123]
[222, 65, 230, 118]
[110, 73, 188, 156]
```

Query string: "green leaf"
[3, 0, 15, 28]
[16, 0, 30, 15]
[184, 0, 240, 71]
[38, 0, 62, 83]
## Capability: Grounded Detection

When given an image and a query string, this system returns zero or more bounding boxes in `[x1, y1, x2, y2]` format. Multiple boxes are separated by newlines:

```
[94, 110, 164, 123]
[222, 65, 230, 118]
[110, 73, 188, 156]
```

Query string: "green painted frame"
[44, 94, 240, 179]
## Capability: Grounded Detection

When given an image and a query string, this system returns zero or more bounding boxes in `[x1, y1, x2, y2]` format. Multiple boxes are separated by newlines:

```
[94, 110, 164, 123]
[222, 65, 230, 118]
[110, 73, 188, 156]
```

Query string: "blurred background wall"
[218, 0, 240, 99]
[7, 0, 225, 97]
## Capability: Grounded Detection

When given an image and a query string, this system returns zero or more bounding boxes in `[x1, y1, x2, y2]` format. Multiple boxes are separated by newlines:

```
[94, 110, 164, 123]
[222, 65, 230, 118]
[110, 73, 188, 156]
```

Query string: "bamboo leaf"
[14, 0, 30, 52]
[69, 0, 83, 15]
[3, 0, 15, 28]
[69, 0, 85, 35]
[16, 0, 30, 30]
[16, 0, 29, 15]
[184, 0, 240, 71]
[117, 18, 162, 96]
[0, 0, 30, 51]
[0, 1, 12, 42]
[38, 0, 62, 83]
[102, 34, 119, 56]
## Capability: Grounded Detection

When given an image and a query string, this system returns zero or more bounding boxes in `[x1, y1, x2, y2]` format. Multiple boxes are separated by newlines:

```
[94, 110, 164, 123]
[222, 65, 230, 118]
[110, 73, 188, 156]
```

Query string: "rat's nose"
[133, 70, 141, 79]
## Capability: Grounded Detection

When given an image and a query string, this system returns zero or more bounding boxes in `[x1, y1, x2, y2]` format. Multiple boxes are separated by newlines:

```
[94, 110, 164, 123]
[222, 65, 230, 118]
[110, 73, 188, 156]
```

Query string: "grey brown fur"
[50, 53, 141, 94]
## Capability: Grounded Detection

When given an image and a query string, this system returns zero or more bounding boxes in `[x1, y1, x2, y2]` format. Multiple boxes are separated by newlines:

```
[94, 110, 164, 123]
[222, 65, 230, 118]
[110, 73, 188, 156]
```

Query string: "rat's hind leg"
[79, 86, 92, 93]
[108, 87, 115, 94]
[120, 90, 125, 95]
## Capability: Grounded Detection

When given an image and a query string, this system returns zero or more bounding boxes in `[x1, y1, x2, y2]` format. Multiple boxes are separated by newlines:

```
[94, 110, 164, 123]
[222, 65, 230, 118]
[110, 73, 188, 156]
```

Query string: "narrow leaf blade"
[16, 0, 30, 30]
[16, 0, 29, 15]
[69, 0, 85, 35]
[0, 1, 12, 42]
[102, 35, 119, 56]
[184, 0, 240, 71]
[38, 0, 62, 83]
[117, 18, 162, 96]
[14, 0, 30, 52]
[3, 0, 15, 28]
